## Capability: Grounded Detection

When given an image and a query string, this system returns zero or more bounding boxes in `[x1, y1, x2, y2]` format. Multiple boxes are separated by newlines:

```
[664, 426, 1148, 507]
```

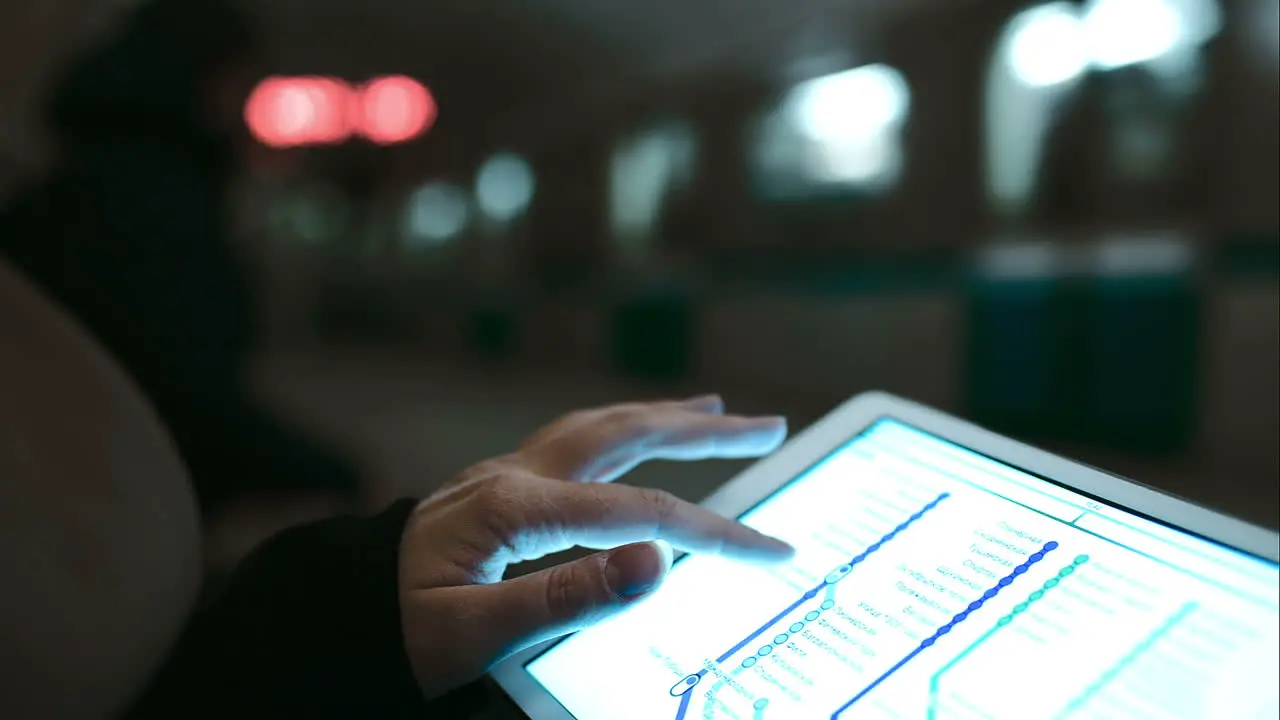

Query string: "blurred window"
[405, 181, 469, 247]
[475, 152, 535, 223]
[609, 121, 696, 250]
[985, 0, 1220, 217]
[751, 63, 911, 199]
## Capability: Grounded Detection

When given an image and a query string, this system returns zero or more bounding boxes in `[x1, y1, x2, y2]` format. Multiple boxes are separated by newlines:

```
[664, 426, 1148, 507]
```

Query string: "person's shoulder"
[0, 258, 202, 718]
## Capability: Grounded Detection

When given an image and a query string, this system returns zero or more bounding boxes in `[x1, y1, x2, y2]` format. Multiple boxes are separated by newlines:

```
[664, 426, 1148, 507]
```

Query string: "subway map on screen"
[526, 420, 1280, 720]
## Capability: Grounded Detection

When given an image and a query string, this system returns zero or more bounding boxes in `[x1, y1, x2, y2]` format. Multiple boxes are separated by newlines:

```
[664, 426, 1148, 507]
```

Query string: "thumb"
[471, 540, 675, 663]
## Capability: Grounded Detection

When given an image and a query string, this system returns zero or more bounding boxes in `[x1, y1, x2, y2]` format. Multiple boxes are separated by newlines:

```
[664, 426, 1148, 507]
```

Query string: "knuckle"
[478, 450, 522, 479]
[598, 408, 647, 441]
[551, 423, 614, 464]
[543, 563, 583, 620]
[482, 454, 520, 473]
[552, 407, 599, 433]
[546, 406, 663, 463]
[470, 473, 530, 539]
[473, 473, 516, 510]
[637, 487, 678, 521]
[564, 408, 596, 424]
[468, 457, 512, 481]
[582, 485, 620, 522]
[447, 455, 515, 491]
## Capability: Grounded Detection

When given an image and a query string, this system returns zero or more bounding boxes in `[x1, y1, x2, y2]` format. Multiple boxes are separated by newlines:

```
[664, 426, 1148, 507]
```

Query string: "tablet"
[492, 392, 1280, 720]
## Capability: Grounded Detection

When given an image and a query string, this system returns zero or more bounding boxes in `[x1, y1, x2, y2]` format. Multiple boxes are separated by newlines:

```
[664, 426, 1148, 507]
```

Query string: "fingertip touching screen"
[525, 419, 1280, 720]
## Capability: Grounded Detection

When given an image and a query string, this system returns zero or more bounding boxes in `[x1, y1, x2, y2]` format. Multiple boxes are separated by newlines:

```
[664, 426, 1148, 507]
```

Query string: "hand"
[398, 395, 795, 698]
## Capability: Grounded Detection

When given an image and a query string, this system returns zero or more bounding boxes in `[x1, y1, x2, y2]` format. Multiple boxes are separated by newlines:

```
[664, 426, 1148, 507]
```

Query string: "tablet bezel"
[489, 390, 1280, 719]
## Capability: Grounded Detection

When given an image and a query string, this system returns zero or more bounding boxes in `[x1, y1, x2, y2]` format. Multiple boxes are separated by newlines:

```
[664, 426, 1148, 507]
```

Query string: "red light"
[302, 77, 354, 144]
[356, 76, 436, 145]
[245, 75, 435, 148]
[244, 76, 353, 148]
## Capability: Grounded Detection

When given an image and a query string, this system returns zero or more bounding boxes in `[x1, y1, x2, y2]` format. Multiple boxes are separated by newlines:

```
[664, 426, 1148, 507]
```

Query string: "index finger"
[521, 403, 788, 483]
[507, 478, 795, 564]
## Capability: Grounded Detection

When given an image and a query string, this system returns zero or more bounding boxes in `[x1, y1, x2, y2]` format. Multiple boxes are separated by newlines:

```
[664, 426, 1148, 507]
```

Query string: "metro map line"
[667, 486, 1065, 720]
[926, 554, 1092, 719]
[661, 430, 1232, 720]
[692, 582, 841, 720]
[1054, 602, 1198, 719]
[669, 491, 951, 719]
[860, 437, 1269, 609]
[827, 540, 1059, 718]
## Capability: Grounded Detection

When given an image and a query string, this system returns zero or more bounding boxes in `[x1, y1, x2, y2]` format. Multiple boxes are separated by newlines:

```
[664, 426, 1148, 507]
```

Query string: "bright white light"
[1083, 0, 1184, 69]
[806, 133, 902, 186]
[407, 182, 468, 246]
[1004, 0, 1218, 86]
[1165, 0, 1223, 46]
[1006, 4, 1090, 87]
[786, 64, 911, 143]
[610, 124, 695, 239]
[475, 152, 535, 222]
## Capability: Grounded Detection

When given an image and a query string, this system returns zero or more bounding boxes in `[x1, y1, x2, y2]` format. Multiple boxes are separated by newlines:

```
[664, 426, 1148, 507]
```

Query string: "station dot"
[742, 657, 757, 668]
[983, 590, 997, 600]
[968, 602, 983, 611]
[953, 612, 969, 623]
[921, 637, 936, 647]
[1044, 541, 1059, 551]
[1045, 578, 1059, 588]
[773, 634, 789, 645]
[1013, 565, 1027, 576]
[1075, 555, 1090, 565]
[1013, 603, 1028, 613]
[999, 578, 1013, 587]
[790, 623, 805, 633]
[685, 676, 697, 685]
[821, 600, 836, 610]
[998, 616, 1012, 626]
[1029, 552, 1044, 562]
[839, 565, 851, 573]
[758, 645, 773, 656]
[754, 699, 770, 710]
[1029, 590, 1044, 600]
[804, 590, 818, 599]
[1060, 567, 1075, 577]
[937, 624, 953, 635]
[805, 611, 820, 621]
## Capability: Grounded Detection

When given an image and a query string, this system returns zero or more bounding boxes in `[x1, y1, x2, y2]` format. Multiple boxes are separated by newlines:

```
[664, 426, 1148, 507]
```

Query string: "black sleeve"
[129, 500, 433, 718]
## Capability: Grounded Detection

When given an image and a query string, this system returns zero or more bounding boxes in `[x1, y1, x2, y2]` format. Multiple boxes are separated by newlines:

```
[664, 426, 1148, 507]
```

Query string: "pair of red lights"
[244, 75, 437, 149]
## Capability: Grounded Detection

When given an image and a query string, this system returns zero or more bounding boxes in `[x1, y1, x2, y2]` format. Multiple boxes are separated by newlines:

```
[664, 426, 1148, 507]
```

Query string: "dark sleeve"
[129, 500, 430, 718]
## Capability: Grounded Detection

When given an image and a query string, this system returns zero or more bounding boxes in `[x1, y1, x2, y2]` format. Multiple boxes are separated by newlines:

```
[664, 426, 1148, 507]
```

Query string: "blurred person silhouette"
[0, 0, 362, 569]
[1, 3, 796, 717]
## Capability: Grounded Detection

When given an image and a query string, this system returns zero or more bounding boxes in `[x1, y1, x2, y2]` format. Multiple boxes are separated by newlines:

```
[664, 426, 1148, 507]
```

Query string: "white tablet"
[491, 392, 1280, 720]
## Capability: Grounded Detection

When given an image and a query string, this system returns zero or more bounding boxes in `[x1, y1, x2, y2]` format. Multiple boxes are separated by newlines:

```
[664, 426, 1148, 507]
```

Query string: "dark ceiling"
[244, 0, 1006, 151]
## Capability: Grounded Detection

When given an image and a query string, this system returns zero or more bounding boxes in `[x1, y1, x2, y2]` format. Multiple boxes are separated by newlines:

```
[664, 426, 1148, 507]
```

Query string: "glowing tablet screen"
[526, 419, 1280, 720]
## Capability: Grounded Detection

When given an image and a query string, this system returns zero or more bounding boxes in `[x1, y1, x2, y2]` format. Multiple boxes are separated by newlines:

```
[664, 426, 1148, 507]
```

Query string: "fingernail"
[747, 417, 788, 451]
[607, 540, 674, 599]
[754, 534, 797, 563]
[684, 394, 725, 413]
[772, 537, 797, 558]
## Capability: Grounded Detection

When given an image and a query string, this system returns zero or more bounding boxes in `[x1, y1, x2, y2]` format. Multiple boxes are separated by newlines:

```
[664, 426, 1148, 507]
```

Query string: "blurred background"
[2, 0, 1276, 569]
